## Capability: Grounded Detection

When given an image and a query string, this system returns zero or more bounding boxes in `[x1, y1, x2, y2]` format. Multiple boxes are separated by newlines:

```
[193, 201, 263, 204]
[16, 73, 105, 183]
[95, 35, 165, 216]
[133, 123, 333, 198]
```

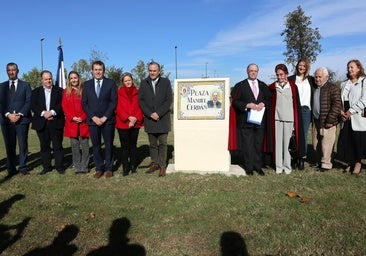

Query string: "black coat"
[31, 85, 65, 131]
[138, 76, 172, 133]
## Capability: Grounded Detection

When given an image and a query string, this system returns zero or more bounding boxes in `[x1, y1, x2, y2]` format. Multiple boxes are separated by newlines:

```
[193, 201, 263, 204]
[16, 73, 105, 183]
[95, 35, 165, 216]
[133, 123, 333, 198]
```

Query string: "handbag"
[288, 130, 296, 155]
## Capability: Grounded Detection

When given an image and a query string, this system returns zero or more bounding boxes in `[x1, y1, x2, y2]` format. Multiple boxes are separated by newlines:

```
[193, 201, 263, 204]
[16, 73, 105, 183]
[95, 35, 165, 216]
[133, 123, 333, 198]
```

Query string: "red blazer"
[116, 86, 143, 129]
[62, 89, 90, 138]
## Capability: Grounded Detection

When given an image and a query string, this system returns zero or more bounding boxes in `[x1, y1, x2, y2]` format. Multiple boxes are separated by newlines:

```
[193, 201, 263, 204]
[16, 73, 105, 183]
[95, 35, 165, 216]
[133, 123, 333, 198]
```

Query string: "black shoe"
[311, 163, 320, 168]
[122, 166, 130, 176]
[246, 170, 254, 176]
[319, 168, 330, 172]
[298, 159, 305, 170]
[255, 169, 265, 176]
[19, 170, 30, 175]
[291, 158, 298, 169]
[75, 170, 86, 174]
[57, 169, 65, 175]
[131, 166, 137, 174]
[38, 169, 50, 175]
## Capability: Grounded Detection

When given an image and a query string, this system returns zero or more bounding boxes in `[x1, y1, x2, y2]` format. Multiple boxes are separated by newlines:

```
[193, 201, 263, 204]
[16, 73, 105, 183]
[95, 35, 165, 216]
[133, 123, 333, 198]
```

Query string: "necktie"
[96, 80, 101, 97]
[252, 81, 258, 99]
[11, 81, 15, 96]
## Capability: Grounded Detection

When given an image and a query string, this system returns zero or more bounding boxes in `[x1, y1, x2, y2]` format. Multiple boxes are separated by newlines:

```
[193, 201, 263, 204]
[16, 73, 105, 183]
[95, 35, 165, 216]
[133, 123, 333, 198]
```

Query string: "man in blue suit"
[0, 63, 32, 177]
[82, 60, 117, 178]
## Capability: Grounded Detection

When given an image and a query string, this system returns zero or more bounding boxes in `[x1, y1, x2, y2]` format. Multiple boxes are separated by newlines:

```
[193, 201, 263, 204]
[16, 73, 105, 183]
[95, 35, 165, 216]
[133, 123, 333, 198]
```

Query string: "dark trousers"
[117, 128, 139, 167]
[36, 124, 64, 172]
[1, 123, 29, 174]
[240, 126, 264, 171]
[89, 124, 115, 172]
[148, 133, 168, 168]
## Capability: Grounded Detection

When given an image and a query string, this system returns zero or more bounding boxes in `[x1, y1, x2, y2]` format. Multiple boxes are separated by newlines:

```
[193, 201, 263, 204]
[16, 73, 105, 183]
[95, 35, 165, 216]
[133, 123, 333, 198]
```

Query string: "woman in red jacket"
[116, 72, 143, 176]
[62, 71, 90, 174]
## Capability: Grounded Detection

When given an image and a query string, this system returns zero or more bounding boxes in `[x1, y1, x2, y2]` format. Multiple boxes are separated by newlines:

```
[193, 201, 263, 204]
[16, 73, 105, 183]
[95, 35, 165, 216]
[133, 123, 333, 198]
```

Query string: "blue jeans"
[301, 106, 311, 158]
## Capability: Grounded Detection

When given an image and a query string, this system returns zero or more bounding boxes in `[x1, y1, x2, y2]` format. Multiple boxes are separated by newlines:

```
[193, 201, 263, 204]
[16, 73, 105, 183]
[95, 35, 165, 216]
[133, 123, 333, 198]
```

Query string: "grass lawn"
[0, 127, 365, 256]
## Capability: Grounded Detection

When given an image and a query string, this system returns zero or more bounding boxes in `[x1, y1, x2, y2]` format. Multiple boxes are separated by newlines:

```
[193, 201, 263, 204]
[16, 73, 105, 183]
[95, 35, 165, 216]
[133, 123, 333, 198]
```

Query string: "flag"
[56, 45, 66, 89]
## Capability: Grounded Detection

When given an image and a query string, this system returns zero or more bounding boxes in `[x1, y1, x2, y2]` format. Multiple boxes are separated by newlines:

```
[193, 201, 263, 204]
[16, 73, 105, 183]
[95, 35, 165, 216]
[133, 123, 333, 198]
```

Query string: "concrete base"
[166, 164, 246, 177]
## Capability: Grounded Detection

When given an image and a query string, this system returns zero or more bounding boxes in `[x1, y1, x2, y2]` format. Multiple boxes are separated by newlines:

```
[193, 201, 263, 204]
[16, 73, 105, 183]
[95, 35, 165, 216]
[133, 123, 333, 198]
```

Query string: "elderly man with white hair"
[311, 67, 342, 172]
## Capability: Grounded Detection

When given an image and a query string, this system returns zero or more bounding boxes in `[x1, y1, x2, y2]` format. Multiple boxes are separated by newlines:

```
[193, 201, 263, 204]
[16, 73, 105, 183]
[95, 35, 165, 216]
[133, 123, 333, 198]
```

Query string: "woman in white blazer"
[338, 59, 366, 175]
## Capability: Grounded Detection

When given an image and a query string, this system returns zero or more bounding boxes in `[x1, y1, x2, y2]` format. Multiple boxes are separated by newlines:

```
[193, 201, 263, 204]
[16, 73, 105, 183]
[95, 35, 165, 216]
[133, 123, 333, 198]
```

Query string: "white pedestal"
[172, 78, 233, 173]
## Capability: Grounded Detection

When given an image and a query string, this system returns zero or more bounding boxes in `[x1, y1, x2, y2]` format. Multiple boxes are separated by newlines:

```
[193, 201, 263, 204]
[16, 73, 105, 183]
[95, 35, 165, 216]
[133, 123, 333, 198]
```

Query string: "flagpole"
[56, 37, 66, 89]
[40, 38, 45, 71]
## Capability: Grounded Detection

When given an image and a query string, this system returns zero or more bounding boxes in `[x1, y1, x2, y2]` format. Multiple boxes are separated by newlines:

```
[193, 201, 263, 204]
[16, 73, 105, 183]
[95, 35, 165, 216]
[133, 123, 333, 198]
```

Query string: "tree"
[70, 49, 108, 82]
[71, 59, 91, 82]
[131, 60, 171, 87]
[326, 67, 343, 86]
[21, 67, 41, 88]
[281, 6, 321, 69]
[106, 65, 124, 87]
[131, 60, 147, 87]
[89, 49, 108, 63]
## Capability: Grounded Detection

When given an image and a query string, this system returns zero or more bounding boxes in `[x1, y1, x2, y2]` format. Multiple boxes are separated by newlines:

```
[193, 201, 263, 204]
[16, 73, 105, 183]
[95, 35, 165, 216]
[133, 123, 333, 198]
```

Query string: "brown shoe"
[146, 165, 159, 174]
[93, 170, 104, 179]
[159, 167, 166, 177]
[105, 171, 113, 178]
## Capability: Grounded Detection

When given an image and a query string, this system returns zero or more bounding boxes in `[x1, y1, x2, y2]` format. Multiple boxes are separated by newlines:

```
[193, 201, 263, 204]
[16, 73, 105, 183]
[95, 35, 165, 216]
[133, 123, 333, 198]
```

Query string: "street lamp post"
[40, 38, 45, 70]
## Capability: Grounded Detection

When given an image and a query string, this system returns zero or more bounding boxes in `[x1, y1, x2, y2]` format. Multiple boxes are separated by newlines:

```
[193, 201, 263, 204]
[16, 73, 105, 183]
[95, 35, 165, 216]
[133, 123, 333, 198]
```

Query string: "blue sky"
[1, 0, 365, 85]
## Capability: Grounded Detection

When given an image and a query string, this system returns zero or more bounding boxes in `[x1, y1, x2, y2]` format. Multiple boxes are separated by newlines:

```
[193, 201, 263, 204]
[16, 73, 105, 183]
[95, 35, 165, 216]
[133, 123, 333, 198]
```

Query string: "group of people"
[231, 59, 366, 176]
[2, 58, 365, 178]
[0, 61, 172, 179]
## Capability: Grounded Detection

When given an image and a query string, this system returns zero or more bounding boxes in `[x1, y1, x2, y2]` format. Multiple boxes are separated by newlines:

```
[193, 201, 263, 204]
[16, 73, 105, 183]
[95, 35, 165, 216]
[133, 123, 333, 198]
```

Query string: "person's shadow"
[0, 194, 31, 254]
[220, 231, 249, 256]
[87, 217, 146, 256]
[23, 224, 79, 256]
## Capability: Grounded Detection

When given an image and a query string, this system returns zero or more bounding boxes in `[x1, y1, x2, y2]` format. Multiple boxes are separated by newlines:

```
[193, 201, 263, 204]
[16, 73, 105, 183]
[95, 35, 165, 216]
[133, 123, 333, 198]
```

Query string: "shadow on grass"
[27, 146, 73, 173]
[23, 224, 79, 256]
[0, 194, 31, 254]
[220, 231, 249, 256]
[0, 157, 6, 172]
[86, 217, 146, 256]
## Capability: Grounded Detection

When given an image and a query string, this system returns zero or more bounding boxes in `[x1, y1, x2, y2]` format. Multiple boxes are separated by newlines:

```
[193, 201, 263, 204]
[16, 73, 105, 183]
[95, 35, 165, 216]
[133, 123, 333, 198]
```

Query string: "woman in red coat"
[62, 71, 90, 174]
[116, 72, 143, 176]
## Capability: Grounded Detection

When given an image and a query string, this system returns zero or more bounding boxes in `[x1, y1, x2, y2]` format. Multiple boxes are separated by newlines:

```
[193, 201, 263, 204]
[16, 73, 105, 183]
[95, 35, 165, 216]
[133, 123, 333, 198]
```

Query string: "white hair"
[314, 67, 329, 77]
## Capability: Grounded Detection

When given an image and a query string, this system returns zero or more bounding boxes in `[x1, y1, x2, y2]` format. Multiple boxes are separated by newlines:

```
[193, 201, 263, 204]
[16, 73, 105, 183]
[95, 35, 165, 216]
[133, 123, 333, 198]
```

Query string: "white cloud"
[185, 0, 366, 85]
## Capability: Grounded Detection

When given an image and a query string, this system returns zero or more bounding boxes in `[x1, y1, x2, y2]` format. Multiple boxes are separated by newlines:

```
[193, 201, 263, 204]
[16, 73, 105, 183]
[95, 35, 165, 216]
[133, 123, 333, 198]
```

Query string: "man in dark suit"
[138, 61, 172, 177]
[0, 63, 32, 177]
[31, 70, 65, 175]
[231, 63, 271, 176]
[82, 60, 117, 178]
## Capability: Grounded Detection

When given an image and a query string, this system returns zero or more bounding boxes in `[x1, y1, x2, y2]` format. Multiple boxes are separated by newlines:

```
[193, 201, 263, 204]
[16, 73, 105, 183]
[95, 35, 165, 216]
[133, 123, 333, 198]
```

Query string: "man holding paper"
[231, 63, 271, 175]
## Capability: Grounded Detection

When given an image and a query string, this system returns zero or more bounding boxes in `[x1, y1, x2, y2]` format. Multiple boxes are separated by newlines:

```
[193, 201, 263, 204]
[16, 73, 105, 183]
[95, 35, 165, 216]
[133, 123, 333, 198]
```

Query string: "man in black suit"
[31, 70, 65, 175]
[82, 61, 117, 178]
[231, 63, 271, 176]
[0, 63, 32, 177]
